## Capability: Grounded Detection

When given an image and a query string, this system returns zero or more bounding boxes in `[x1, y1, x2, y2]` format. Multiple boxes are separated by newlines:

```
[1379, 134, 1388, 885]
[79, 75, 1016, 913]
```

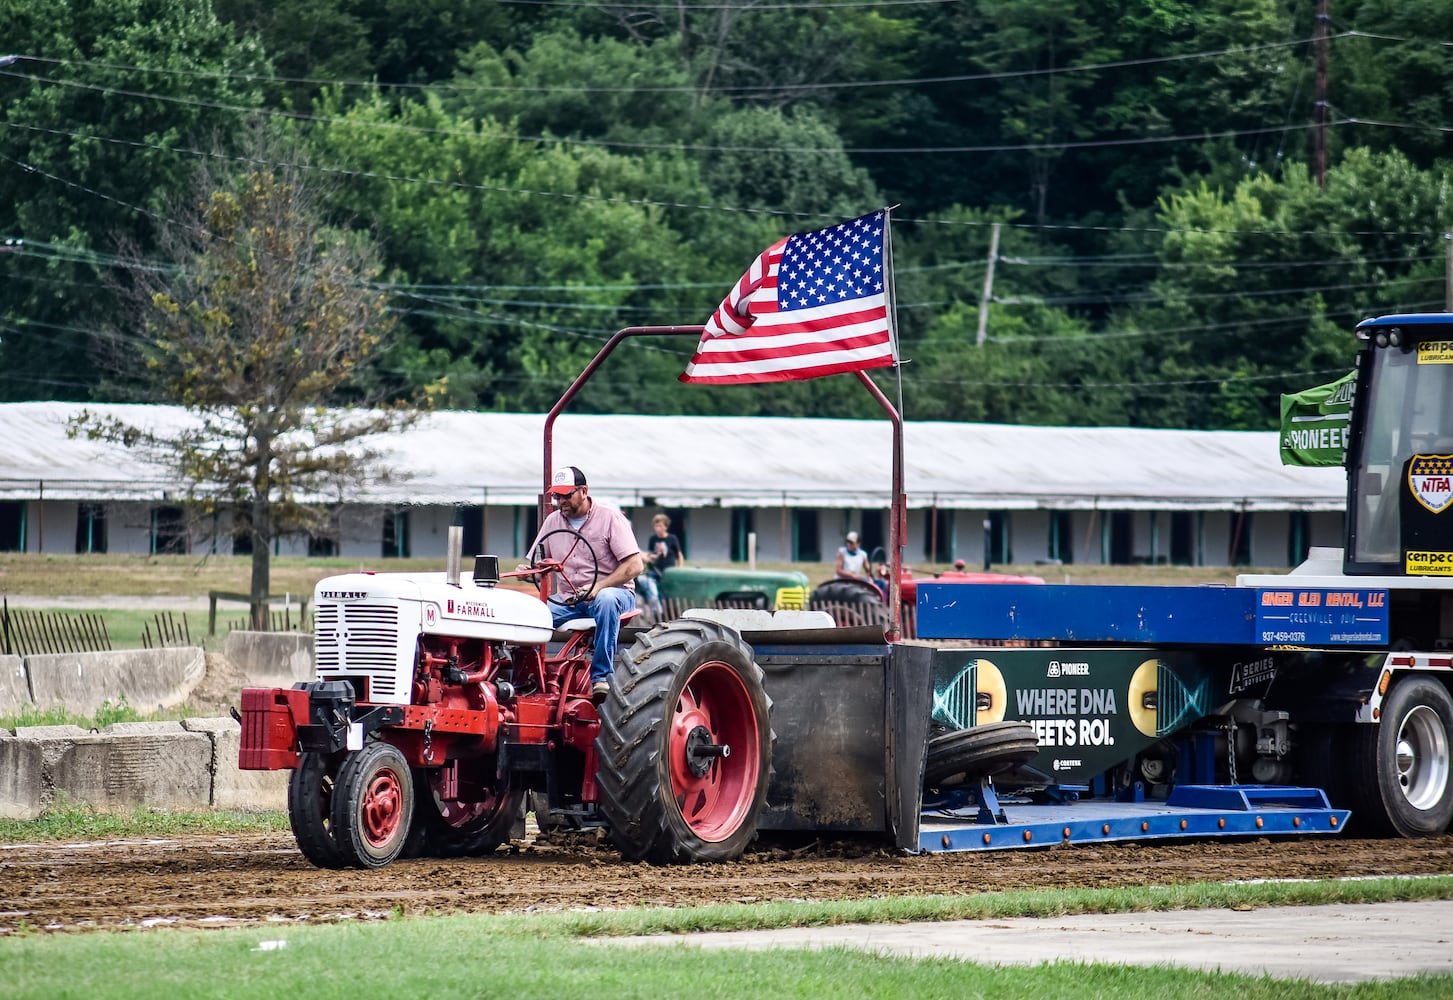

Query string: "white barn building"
[0, 402, 1346, 569]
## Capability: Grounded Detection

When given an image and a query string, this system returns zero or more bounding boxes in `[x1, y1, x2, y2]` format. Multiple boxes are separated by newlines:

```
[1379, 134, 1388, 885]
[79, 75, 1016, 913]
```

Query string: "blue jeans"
[635, 571, 663, 617]
[549, 587, 635, 683]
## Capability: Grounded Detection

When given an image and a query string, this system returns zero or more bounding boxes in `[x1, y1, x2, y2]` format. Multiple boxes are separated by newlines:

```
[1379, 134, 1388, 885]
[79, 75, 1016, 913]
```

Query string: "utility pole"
[1313, 0, 1330, 189]
[976, 222, 1001, 346]
[1446, 232, 1452, 311]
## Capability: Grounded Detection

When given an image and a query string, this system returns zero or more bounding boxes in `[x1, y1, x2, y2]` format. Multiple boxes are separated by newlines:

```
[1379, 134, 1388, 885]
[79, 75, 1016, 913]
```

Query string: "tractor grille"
[313, 602, 402, 700]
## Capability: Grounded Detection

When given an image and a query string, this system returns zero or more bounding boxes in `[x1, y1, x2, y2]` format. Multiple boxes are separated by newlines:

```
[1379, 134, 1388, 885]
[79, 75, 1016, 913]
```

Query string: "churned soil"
[3, 829, 1450, 934]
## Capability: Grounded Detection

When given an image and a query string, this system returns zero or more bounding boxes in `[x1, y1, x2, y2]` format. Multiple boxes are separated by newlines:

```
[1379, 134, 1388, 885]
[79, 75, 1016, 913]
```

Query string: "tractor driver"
[522, 466, 643, 702]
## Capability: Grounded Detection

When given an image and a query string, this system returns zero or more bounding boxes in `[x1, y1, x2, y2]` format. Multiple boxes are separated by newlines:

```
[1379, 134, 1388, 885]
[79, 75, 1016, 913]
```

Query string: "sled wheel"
[407, 768, 524, 858]
[331, 742, 415, 868]
[1347, 677, 1453, 837]
[923, 721, 1041, 788]
[595, 620, 772, 863]
[528, 790, 584, 835]
[288, 751, 346, 869]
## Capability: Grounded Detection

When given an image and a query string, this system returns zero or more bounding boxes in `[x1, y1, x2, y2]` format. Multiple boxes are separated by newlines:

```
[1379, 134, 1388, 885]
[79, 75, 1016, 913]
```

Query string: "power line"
[8, 35, 1321, 97]
[8, 118, 1448, 241]
[0, 65, 1350, 157]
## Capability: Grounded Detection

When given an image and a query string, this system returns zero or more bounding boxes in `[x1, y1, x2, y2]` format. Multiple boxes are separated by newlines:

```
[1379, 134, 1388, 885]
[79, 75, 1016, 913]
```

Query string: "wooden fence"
[142, 611, 193, 649]
[1, 598, 112, 657]
[225, 606, 307, 634]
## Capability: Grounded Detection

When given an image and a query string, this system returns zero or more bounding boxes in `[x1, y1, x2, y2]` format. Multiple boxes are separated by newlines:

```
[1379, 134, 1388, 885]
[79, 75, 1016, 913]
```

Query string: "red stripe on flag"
[689, 329, 892, 367]
[679, 352, 893, 384]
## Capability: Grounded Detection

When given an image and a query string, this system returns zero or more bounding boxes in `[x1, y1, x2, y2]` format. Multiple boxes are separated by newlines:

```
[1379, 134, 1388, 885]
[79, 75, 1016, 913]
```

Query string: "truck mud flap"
[750, 633, 932, 852]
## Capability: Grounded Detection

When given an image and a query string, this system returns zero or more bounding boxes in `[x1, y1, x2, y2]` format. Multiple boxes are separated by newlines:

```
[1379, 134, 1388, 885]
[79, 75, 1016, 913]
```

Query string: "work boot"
[592, 680, 609, 703]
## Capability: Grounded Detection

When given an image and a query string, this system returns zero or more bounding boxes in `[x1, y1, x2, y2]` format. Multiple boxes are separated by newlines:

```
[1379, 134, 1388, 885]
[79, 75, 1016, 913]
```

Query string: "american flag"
[680, 210, 897, 384]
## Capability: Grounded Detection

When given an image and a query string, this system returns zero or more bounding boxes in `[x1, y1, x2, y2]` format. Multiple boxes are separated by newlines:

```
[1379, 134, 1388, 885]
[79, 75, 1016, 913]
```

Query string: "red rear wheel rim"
[667, 660, 760, 841]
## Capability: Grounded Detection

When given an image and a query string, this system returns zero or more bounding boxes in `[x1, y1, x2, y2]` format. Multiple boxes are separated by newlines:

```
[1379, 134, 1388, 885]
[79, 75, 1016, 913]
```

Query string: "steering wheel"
[501, 528, 600, 606]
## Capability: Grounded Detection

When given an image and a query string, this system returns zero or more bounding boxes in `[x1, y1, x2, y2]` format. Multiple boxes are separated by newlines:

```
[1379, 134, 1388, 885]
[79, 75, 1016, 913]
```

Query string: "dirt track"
[4, 830, 1451, 934]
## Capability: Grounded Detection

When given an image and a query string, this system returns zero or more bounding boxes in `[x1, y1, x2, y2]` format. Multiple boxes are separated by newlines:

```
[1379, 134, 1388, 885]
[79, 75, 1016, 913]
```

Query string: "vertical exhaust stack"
[446, 525, 463, 587]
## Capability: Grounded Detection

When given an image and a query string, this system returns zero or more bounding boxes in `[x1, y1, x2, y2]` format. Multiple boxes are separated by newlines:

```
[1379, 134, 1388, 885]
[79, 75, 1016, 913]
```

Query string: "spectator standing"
[637, 512, 684, 620]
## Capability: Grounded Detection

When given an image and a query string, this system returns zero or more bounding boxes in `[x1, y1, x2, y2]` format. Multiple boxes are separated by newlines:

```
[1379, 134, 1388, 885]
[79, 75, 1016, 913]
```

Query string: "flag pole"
[855, 370, 904, 642]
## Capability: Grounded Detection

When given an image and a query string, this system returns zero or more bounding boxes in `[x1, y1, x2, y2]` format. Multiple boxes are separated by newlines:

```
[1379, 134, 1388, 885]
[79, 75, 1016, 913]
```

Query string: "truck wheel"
[331, 742, 415, 868]
[1348, 677, 1453, 837]
[923, 722, 1041, 787]
[408, 770, 524, 858]
[595, 620, 772, 864]
[288, 751, 346, 869]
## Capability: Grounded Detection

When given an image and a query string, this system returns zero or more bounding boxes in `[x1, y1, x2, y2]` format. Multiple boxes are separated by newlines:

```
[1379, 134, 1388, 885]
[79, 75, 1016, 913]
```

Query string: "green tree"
[213, 0, 517, 107]
[1332, 1, 1453, 166]
[0, 0, 267, 401]
[1118, 148, 1451, 430]
[74, 136, 417, 627]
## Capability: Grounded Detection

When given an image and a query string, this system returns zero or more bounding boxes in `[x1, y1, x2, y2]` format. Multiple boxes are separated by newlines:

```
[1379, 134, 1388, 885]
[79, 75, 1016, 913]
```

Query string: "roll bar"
[542, 326, 906, 642]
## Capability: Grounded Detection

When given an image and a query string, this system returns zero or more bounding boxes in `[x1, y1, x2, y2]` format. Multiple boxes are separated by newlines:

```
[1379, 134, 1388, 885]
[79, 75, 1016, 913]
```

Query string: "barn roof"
[0, 402, 1345, 512]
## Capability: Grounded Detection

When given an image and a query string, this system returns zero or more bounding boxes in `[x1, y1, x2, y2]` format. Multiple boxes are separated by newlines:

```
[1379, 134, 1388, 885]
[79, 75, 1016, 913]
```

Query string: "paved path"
[607, 900, 1453, 984]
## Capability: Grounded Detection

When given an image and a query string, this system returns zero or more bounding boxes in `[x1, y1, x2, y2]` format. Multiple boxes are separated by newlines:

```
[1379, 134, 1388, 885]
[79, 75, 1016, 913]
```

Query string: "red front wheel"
[331, 742, 415, 868]
[595, 620, 772, 863]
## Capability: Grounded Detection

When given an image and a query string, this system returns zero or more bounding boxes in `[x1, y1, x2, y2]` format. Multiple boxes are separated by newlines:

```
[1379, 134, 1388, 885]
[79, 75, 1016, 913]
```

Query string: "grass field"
[4, 916, 1410, 1000]
[4, 871, 1453, 998]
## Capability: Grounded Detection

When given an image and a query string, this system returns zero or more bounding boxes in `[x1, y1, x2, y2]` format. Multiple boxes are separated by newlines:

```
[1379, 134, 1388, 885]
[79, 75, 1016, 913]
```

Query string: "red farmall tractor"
[238, 532, 773, 868]
[239, 325, 909, 868]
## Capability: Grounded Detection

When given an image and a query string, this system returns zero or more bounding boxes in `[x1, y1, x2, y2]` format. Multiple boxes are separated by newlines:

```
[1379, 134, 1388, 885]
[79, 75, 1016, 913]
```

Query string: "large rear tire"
[331, 742, 415, 869]
[923, 722, 1041, 788]
[595, 620, 771, 863]
[288, 751, 345, 869]
[406, 768, 524, 858]
[1346, 677, 1453, 837]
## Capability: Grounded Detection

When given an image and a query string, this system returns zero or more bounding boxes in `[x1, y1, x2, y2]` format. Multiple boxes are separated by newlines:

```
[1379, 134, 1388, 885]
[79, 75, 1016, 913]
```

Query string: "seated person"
[522, 466, 642, 702]
[835, 531, 873, 586]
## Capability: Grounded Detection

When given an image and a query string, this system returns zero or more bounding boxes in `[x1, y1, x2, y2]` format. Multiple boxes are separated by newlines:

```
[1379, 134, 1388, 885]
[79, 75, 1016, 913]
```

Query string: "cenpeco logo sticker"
[1406, 550, 1453, 575]
[1418, 340, 1453, 364]
[1410, 454, 1453, 513]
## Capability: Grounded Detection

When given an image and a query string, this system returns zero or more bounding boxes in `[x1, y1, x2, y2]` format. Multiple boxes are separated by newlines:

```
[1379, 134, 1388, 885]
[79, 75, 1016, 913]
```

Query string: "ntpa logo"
[1410, 454, 1453, 513]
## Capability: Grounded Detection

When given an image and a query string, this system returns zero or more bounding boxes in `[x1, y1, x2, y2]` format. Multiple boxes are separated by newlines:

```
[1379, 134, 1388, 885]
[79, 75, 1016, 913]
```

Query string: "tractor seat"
[554, 607, 642, 636]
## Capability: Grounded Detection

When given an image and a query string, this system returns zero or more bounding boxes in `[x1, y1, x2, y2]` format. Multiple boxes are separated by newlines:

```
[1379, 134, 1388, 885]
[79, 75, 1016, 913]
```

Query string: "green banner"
[1280, 371, 1355, 467]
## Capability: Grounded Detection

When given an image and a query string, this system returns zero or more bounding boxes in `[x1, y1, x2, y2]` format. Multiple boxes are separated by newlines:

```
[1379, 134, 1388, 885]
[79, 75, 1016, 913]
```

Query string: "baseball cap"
[548, 465, 587, 495]
[845, 531, 859, 543]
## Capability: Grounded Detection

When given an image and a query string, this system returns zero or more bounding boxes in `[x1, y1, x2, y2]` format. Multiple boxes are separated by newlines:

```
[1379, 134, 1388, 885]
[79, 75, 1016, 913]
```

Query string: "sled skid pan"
[919, 785, 1350, 852]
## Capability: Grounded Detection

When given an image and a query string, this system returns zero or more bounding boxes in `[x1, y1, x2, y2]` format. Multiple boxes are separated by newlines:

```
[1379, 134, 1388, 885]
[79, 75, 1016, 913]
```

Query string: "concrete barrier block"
[46, 722, 211, 811]
[0, 655, 29, 715]
[223, 631, 315, 687]
[183, 716, 287, 810]
[25, 647, 205, 716]
[13, 724, 90, 740]
[0, 734, 44, 819]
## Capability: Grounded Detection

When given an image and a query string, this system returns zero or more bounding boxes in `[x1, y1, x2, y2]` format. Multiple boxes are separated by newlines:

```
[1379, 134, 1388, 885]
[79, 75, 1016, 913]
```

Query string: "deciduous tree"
[74, 133, 419, 627]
